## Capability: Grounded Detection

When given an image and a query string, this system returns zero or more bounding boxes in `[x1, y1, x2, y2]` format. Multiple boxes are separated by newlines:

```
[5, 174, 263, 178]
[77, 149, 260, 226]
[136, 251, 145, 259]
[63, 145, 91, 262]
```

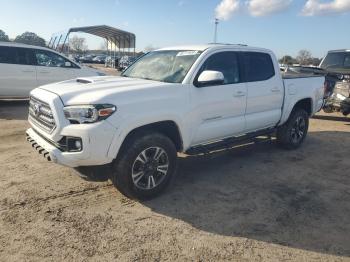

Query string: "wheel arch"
[292, 97, 313, 116]
[108, 120, 184, 161]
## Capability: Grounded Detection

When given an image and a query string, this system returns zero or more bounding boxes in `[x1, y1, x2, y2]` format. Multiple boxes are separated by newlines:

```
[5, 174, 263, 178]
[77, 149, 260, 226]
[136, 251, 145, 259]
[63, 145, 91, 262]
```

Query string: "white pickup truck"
[26, 44, 325, 199]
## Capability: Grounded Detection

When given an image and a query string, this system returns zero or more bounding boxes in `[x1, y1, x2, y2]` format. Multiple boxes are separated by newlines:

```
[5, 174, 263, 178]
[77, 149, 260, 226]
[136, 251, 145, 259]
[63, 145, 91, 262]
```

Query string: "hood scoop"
[76, 77, 111, 84]
[76, 78, 95, 84]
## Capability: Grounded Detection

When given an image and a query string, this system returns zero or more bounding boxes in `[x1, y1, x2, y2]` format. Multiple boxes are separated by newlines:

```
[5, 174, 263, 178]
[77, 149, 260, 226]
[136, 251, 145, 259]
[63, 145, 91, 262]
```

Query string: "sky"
[0, 0, 350, 58]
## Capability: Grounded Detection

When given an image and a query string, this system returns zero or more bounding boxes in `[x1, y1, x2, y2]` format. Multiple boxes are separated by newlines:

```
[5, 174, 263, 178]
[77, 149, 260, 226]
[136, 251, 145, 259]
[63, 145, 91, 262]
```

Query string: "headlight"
[63, 104, 116, 124]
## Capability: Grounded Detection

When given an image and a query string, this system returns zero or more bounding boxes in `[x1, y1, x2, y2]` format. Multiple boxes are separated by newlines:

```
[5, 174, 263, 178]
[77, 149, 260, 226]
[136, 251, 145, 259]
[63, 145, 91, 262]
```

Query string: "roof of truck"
[157, 43, 272, 53]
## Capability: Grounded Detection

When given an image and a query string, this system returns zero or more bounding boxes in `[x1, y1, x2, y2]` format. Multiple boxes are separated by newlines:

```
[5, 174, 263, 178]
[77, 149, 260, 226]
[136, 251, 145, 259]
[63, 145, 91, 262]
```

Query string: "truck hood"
[38, 76, 170, 105]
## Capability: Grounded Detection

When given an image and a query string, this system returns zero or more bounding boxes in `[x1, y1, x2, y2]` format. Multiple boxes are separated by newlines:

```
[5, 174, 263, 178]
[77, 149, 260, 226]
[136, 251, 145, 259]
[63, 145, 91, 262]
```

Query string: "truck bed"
[280, 74, 325, 125]
[282, 66, 326, 79]
[282, 73, 325, 79]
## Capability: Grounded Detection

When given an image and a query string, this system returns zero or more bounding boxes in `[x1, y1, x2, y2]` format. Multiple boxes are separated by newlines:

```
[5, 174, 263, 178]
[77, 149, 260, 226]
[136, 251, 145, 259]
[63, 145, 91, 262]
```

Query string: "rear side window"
[0, 46, 34, 65]
[198, 51, 240, 85]
[244, 52, 275, 82]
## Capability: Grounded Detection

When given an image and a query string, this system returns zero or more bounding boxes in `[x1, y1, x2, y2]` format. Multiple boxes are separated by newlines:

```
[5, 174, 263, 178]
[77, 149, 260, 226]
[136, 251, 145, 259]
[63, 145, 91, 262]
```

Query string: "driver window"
[199, 52, 240, 85]
[35, 50, 73, 68]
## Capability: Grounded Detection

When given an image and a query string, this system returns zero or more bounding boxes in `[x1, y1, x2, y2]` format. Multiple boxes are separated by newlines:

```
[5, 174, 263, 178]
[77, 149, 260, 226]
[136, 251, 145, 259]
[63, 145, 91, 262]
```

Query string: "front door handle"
[271, 87, 280, 93]
[22, 70, 35, 73]
[233, 91, 246, 97]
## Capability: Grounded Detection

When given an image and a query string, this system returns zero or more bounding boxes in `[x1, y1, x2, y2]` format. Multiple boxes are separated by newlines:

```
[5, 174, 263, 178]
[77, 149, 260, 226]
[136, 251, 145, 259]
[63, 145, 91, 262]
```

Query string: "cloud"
[215, 0, 240, 20]
[301, 0, 350, 16]
[214, 0, 292, 20]
[246, 0, 293, 17]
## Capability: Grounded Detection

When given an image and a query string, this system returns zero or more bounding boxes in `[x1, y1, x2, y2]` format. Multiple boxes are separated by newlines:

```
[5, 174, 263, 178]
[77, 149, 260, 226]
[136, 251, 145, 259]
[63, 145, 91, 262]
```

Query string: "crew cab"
[0, 42, 105, 99]
[26, 44, 325, 199]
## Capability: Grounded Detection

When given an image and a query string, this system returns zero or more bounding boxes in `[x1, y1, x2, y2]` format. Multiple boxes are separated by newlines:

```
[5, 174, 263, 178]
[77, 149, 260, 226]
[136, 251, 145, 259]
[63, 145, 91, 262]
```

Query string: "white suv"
[0, 42, 105, 99]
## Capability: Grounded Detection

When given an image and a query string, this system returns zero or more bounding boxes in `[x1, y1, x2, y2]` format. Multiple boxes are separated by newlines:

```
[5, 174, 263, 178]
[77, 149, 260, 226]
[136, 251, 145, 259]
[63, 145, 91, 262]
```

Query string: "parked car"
[320, 49, 350, 116]
[118, 56, 136, 71]
[0, 42, 106, 98]
[92, 55, 107, 64]
[78, 55, 95, 63]
[26, 44, 325, 199]
[105, 55, 120, 68]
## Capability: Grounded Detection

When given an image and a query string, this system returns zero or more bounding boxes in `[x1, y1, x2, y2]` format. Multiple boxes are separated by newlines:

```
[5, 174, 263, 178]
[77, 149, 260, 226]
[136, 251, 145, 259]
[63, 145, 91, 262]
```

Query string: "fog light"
[75, 140, 82, 150]
[66, 137, 83, 152]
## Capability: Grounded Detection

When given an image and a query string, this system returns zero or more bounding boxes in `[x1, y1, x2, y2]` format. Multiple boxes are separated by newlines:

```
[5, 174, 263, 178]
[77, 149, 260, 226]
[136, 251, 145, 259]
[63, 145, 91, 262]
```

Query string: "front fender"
[106, 115, 186, 160]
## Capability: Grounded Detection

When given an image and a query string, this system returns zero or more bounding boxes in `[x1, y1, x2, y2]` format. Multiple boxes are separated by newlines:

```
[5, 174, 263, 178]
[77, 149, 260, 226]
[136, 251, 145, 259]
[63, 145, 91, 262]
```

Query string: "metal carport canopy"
[68, 25, 136, 49]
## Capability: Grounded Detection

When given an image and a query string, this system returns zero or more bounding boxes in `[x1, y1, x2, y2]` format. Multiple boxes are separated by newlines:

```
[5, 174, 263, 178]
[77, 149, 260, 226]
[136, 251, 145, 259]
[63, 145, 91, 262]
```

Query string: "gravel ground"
[0, 100, 349, 261]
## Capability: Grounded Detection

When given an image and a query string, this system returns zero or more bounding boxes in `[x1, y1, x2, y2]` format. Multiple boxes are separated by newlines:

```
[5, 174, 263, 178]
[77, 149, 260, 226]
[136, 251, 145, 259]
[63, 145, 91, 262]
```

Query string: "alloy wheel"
[290, 116, 306, 144]
[131, 147, 169, 190]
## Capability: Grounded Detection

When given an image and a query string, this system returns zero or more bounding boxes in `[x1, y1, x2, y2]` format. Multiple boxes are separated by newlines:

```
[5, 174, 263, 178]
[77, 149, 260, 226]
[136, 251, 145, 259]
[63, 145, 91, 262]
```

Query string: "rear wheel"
[276, 109, 309, 150]
[112, 131, 177, 199]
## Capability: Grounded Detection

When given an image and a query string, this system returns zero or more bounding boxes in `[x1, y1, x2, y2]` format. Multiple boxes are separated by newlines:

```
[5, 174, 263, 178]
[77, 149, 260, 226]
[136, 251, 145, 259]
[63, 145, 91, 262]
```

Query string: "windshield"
[320, 52, 350, 70]
[122, 50, 202, 83]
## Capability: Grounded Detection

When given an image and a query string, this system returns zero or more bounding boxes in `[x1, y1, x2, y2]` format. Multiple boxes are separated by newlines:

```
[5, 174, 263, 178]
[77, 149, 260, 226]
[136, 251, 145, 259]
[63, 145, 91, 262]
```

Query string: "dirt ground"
[0, 100, 349, 261]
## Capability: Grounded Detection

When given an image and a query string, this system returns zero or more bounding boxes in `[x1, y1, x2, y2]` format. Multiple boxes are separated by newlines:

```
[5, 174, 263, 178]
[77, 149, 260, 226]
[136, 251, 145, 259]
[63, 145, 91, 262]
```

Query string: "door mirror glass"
[65, 61, 72, 67]
[197, 70, 224, 87]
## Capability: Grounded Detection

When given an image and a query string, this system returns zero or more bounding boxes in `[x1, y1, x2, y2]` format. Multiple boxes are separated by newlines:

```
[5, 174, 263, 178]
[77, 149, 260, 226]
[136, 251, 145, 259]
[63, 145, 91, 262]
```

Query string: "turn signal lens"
[98, 107, 116, 117]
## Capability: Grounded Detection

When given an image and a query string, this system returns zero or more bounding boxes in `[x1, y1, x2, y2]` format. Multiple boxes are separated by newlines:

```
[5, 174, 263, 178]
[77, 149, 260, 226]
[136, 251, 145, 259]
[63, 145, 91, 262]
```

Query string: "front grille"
[334, 82, 350, 98]
[29, 96, 56, 133]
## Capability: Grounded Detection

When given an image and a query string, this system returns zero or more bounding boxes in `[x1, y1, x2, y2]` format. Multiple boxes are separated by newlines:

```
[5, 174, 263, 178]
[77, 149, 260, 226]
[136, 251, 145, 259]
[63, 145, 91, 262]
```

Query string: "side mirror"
[65, 61, 72, 67]
[197, 70, 224, 87]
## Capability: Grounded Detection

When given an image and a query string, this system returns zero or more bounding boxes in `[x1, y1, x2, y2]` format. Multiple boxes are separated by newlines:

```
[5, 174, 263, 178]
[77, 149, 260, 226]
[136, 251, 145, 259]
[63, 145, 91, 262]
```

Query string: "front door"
[190, 51, 247, 145]
[34, 49, 76, 86]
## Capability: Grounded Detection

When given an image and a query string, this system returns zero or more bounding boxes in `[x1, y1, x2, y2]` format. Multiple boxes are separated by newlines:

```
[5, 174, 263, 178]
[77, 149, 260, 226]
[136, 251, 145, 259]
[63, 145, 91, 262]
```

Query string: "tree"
[69, 36, 88, 53]
[297, 50, 312, 65]
[0, 30, 10, 42]
[279, 55, 296, 65]
[14, 32, 46, 47]
[311, 57, 322, 66]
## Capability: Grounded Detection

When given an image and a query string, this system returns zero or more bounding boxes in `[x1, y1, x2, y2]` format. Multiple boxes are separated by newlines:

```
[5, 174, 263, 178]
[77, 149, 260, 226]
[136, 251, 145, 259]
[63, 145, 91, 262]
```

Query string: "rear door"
[190, 51, 247, 145]
[0, 46, 37, 98]
[243, 52, 284, 132]
[34, 49, 77, 86]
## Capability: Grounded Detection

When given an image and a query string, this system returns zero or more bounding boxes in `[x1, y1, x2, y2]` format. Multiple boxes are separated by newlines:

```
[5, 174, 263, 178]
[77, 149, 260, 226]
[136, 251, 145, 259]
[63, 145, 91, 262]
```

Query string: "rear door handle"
[271, 87, 280, 92]
[39, 71, 50, 74]
[233, 91, 246, 97]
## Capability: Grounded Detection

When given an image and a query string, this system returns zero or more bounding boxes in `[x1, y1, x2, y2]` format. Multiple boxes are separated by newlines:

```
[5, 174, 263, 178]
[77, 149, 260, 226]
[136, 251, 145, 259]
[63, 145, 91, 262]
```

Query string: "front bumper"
[26, 120, 118, 168]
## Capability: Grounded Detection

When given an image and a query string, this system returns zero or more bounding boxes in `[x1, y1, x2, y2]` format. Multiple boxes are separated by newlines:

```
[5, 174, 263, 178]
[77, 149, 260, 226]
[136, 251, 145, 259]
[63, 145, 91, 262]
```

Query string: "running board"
[185, 128, 276, 155]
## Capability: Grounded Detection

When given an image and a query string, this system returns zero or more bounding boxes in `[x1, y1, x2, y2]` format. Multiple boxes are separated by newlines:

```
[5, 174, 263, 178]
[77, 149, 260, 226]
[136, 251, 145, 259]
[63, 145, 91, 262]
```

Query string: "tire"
[276, 109, 309, 150]
[112, 131, 177, 200]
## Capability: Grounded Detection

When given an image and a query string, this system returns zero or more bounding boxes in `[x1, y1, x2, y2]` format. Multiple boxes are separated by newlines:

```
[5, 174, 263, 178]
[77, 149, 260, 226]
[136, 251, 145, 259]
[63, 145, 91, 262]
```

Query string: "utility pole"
[214, 18, 219, 43]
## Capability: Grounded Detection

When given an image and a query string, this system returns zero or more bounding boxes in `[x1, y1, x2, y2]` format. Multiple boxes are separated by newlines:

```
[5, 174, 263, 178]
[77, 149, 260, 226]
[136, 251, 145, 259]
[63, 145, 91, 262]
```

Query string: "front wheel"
[112, 131, 177, 199]
[276, 109, 309, 150]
